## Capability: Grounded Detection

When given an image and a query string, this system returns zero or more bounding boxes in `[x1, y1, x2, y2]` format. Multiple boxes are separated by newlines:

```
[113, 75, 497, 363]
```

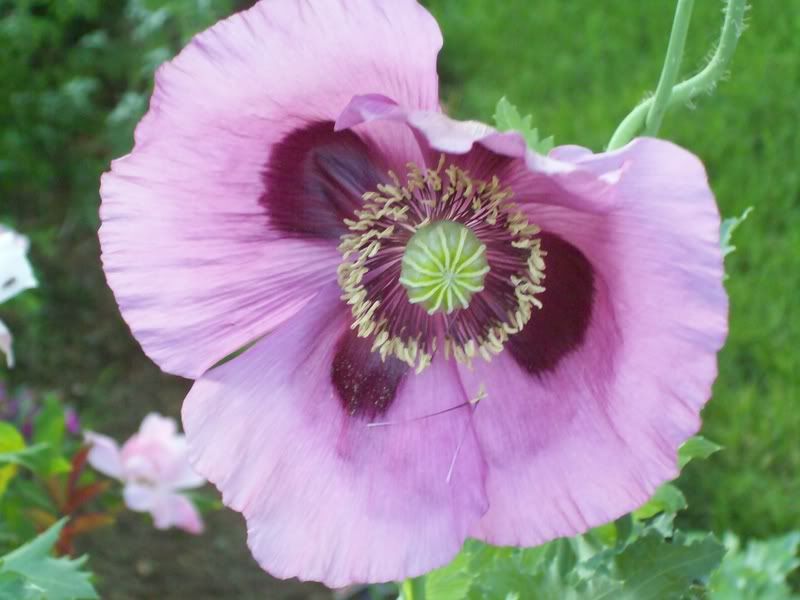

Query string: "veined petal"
[458, 137, 727, 546]
[335, 96, 616, 214]
[101, 0, 443, 379]
[182, 287, 487, 587]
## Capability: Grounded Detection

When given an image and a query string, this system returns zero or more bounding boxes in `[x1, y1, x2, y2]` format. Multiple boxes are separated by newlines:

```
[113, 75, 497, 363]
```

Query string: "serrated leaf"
[431, 539, 593, 600]
[0, 571, 43, 600]
[424, 543, 474, 600]
[720, 207, 753, 257]
[646, 513, 677, 539]
[634, 484, 688, 520]
[470, 562, 621, 600]
[630, 437, 719, 527]
[0, 519, 98, 600]
[610, 533, 725, 600]
[493, 97, 555, 154]
[679, 436, 723, 469]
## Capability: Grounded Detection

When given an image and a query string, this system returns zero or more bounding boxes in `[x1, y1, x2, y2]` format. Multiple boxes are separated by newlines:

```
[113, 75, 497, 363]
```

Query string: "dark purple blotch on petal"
[262, 121, 386, 239]
[508, 233, 595, 375]
[332, 329, 409, 419]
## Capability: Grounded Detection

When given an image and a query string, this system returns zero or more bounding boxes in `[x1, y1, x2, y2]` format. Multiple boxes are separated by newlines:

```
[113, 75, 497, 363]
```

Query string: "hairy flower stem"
[401, 576, 426, 600]
[645, 0, 695, 136]
[607, 0, 747, 150]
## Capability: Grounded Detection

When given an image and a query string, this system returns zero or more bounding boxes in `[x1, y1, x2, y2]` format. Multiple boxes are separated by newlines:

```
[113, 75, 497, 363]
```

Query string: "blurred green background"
[1, 0, 797, 598]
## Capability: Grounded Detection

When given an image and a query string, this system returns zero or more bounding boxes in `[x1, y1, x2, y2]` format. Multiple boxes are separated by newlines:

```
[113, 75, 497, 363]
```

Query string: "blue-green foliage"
[410, 437, 798, 600]
[493, 98, 555, 154]
[0, 520, 97, 600]
[721, 207, 754, 258]
[710, 532, 800, 600]
[414, 528, 800, 600]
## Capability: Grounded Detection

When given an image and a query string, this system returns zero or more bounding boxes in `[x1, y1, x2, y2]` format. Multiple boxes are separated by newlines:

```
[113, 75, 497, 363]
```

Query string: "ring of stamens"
[337, 157, 546, 373]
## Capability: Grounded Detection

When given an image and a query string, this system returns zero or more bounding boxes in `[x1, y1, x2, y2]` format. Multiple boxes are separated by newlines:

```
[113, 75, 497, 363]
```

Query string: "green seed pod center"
[399, 220, 490, 315]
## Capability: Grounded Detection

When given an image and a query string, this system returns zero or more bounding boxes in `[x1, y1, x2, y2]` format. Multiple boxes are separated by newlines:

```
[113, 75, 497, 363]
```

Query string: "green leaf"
[0, 444, 54, 474]
[611, 532, 726, 600]
[614, 514, 634, 545]
[424, 544, 474, 600]
[630, 437, 720, 524]
[8, 478, 58, 514]
[426, 538, 619, 600]
[0, 424, 26, 497]
[0, 425, 25, 451]
[33, 395, 65, 449]
[493, 97, 555, 154]
[28, 395, 71, 476]
[589, 521, 619, 547]
[183, 490, 223, 513]
[646, 513, 678, 539]
[720, 207, 753, 257]
[634, 484, 688, 520]
[708, 531, 800, 599]
[0, 519, 98, 600]
[679, 436, 723, 469]
[0, 571, 43, 600]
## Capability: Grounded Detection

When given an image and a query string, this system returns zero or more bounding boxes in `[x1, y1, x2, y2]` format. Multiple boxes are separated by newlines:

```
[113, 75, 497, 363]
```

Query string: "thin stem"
[401, 576, 426, 600]
[608, 0, 747, 150]
[645, 0, 695, 136]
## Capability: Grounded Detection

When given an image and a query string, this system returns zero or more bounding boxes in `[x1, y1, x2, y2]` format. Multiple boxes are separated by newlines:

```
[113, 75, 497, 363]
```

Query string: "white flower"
[0, 224, 37, 367]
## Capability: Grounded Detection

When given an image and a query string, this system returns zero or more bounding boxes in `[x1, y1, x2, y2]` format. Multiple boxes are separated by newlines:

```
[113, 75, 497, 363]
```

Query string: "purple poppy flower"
[99, 0, 728, 586]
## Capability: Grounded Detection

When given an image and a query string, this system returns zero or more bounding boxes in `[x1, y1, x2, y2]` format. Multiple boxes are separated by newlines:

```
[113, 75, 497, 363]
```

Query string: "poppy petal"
[182, 286, 487, 586]
[457, 137, 727, 546]
[100, 0, 443, 378]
